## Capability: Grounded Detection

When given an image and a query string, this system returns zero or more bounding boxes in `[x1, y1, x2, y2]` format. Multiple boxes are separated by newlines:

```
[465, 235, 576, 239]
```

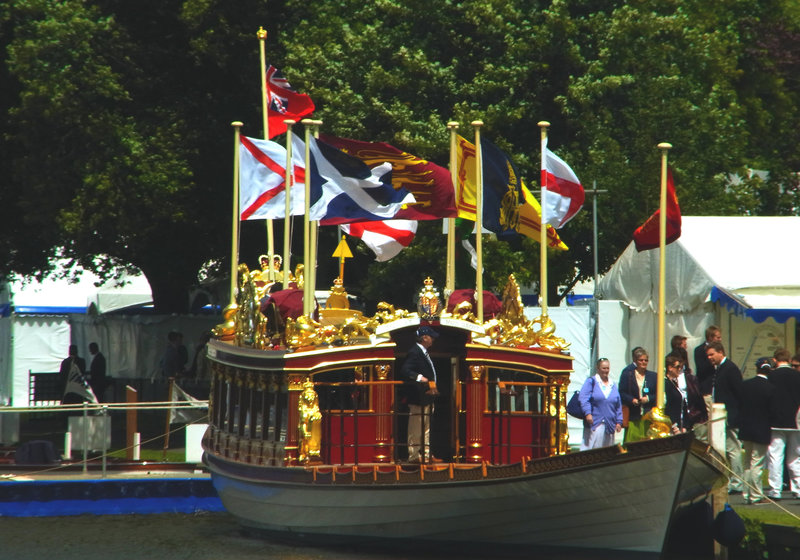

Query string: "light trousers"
[742, 440, 767, 502]
[725, 427, 744, 492]
[767, 429, 800, 497]
[581, 423, 615, 451]
[408, 403, 433, 461]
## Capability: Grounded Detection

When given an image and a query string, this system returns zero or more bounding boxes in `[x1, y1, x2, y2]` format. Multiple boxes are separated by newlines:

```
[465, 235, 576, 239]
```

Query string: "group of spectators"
[577, 324, 800, 504]
[59, 330, 214, 405]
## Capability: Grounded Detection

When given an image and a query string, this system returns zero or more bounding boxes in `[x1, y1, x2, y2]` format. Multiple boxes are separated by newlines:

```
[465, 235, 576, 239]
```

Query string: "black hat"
[416, 326, 439, 338]
[755, 357, 772, 371]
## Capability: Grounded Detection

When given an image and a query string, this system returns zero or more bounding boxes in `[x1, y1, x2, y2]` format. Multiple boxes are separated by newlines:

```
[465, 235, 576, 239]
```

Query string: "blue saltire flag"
[291, 135, 416, 225]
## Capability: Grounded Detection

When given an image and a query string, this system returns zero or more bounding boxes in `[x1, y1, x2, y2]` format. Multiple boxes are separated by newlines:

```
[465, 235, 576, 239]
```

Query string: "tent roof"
[2, 263, 152, 315]
[598, 216, 800, 322]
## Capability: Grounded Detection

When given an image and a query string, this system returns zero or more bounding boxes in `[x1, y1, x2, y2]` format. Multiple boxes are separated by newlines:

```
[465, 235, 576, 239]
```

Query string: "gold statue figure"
[298, 379, 322, 463]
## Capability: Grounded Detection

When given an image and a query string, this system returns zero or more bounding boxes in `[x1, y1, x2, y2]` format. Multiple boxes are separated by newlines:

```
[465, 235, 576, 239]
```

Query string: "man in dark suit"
[59, 344, 89, 404]
[694, 325, 721, 397]
[766, 348, 800, 499]
[706, 340, 744, 493]
[88, 342, 108, 402]
[401, 326, 441, 463]
[739, 358, 774, 504]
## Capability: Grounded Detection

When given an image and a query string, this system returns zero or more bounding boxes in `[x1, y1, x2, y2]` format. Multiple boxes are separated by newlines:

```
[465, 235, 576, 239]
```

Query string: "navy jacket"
[619, 368, 658, 421]
[713, 358, 743, 429]
[400, 343, 437, 406]
[694, 342, 714, 396]
[768, 366, 800, 428]
[664, 374, 706, 430]
[739, 374, 774, 444]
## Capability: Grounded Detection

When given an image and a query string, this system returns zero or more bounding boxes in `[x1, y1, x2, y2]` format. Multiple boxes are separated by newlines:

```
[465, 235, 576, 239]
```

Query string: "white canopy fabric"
[3, 263, 152, 314]
[599, 216, 800, 323]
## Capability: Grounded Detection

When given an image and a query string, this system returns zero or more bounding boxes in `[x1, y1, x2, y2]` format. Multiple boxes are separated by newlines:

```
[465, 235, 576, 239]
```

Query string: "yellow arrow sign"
[332, 238, 353, 259]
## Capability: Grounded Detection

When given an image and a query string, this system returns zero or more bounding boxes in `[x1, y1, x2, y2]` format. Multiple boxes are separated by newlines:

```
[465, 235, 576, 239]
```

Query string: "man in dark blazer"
[766, 348, 800, 499]
[401, 326, 441, 463]
[88, 342, 108, 402]
[706, 340, 744, 493]
[739, 358, 774, 504]
[694, 325, 721, 397]
[693, 325, 721, 444]
[59, 344, 88, 404]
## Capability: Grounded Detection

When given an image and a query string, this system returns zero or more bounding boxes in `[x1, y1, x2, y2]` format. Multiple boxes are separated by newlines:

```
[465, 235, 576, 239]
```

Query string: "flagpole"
[257, 27, 276, 281]
[283, 119, 296, 285]
[229, 122, 243, 309]
[445, 121, 459, 300]
[309, 120, 322, 303]
[472, 120, 484, 324]
[656, 142, 672, 411]
[538, 121, 550, 316]
[302, 118, 313, 316]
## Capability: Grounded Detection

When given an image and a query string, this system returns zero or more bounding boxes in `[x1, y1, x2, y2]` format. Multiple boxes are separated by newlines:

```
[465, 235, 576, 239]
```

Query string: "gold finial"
[301, 118, 314, 125]
[283, 119, 296, 126]
[538, 121, 550, 128]
[471, 120, 483, 127]
[257, 27, 267, 41]
[231, 121, 243, 128]
[658, 142, 672, 150]
[447, 121, 459, 129]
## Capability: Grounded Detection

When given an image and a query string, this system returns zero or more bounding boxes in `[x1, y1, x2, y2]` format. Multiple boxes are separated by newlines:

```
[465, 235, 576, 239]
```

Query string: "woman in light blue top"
[579, 358, 623, 450]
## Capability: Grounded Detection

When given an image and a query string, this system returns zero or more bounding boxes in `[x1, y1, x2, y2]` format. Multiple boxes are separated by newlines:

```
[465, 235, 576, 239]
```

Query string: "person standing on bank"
[579, 359, 623, 450]
[60, 344, 91, 404]
[88, 342, 108, 402]
[766, 348, 800, 500]
[694, 325, 721, 398]
[664, 352, 707, 433]
[706, 340, 745, 493]
[619, 348, 658, 443]
[401, 326, 442, 463]
[739, 358, 775, 504]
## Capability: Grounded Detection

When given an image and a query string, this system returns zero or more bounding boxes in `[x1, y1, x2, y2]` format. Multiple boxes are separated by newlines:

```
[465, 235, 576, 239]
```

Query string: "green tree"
[3, 0, 800, 315]
[275, 0, 800, 307]
[0, 0, 277, 311]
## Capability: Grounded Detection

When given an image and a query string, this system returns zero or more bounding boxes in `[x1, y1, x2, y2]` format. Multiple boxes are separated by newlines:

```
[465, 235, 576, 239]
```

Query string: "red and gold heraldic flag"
[320, 134, 457, 221]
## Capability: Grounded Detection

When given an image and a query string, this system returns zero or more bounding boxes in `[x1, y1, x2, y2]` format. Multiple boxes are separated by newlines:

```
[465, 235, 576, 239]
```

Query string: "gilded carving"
[482, 274, 570, 352]
[417, 277, 442, 320]
[375, 364, 391, 381]
[469, 365, 485, 381]
[298, 380, 322, 464]
[643, 406, 673, 439]
[288, 374, 306, 391]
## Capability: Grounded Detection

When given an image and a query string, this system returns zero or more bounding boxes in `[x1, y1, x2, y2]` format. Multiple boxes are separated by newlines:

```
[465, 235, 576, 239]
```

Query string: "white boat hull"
[206, 435, 723, 556]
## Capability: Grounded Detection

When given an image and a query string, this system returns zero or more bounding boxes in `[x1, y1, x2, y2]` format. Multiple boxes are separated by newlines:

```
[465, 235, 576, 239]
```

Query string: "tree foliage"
[2, 0, 799, 313]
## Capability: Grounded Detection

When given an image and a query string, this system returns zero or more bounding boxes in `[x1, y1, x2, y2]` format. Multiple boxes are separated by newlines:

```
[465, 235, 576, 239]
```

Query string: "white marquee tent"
[1, 267, 217, 408]
[598, 216, 800, 377]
